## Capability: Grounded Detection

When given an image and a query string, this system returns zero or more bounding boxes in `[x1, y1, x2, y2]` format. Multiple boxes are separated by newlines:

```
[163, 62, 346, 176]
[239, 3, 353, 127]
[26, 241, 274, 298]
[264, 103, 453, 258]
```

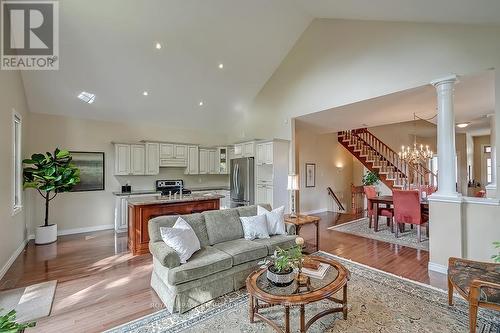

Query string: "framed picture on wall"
[69, 152, 105, 192]
[305, 163, 316, 188]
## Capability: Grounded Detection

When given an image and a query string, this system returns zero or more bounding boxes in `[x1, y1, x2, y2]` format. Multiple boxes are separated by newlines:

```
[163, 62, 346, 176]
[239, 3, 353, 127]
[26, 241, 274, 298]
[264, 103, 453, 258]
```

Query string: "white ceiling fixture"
[155, 42, 162, 50]
[142, 91, 149, 96]
[218, 63, 224, 69]
[456, 122, 470, 128]
[77, 91, 96, 104]
[199, 101, 204, 106]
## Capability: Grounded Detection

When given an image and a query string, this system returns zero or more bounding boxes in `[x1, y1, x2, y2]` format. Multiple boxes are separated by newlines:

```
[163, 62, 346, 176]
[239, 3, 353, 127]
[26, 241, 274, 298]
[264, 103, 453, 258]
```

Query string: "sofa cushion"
[167, 246, 232, 285]
[236, 204, 272, 217]
[149, 213, 210, 247]
[203, 209, 243, 245]
[213, 239, 268, 266]
[255, 234, 298, 255]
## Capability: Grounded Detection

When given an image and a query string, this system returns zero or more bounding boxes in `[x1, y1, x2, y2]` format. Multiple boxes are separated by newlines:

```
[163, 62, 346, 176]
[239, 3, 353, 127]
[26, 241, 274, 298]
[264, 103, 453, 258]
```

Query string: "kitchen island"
[127, 193, 223, 255]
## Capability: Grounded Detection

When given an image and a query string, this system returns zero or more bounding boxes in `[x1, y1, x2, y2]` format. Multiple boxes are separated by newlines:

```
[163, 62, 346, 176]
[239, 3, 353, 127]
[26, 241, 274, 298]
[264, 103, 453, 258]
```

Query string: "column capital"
[431, 74, 458, 87]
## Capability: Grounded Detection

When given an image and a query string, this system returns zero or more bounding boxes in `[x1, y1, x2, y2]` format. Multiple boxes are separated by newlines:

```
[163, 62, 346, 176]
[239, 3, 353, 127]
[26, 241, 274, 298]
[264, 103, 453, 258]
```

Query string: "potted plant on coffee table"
[23, 149, 80, 245]
[264, 237, 304, 287]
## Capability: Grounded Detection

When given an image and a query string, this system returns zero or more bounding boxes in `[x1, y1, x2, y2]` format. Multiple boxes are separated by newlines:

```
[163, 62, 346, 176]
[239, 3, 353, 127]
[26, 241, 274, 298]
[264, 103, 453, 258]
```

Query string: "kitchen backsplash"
[115, 167, 229, 191]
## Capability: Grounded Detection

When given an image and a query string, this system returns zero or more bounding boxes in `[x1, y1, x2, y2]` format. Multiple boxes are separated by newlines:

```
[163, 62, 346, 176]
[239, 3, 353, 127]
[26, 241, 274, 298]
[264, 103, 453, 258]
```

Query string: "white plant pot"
[35, 224, 58, 245]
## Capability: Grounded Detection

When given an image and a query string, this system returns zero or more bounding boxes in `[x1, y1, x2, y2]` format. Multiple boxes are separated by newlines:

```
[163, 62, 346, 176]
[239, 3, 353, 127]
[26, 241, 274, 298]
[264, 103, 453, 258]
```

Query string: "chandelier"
[398, 113, 434, 164]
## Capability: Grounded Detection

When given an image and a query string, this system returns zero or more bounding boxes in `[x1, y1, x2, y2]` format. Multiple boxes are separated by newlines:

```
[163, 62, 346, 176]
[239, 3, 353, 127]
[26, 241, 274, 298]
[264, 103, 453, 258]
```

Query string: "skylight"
[78, 91, 96, 104]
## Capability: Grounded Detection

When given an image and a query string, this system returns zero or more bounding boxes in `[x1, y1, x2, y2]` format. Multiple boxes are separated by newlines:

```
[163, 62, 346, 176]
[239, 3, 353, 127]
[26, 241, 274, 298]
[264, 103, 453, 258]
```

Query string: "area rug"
[328, 217, 429, 251]
[106, 252, 499, 333]
[0, 280, 57, 323]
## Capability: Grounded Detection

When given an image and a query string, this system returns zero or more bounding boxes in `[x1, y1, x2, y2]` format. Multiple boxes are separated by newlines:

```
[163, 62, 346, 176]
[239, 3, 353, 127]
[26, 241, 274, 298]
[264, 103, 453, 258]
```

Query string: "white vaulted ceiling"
[19, 0, 500, 134]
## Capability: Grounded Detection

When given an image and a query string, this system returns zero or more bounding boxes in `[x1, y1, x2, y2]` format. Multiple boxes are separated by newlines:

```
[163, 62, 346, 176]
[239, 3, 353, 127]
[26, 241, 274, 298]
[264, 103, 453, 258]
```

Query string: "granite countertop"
[113, 190, 161, 197]
[127, 193, 224, 206]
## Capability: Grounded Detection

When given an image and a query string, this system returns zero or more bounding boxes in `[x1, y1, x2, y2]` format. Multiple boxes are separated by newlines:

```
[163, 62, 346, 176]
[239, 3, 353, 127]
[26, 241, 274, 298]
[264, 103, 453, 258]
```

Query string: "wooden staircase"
[338, 129, 437, 190]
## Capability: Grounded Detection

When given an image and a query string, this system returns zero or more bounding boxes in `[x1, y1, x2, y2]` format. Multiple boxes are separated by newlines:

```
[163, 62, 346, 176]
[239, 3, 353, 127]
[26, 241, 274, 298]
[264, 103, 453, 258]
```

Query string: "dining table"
[367, 195, 429, 232]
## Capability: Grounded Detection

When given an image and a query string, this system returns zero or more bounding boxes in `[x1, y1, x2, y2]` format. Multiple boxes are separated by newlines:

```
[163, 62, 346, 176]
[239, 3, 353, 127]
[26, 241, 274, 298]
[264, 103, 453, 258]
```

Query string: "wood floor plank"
[0, 212, 446, 332]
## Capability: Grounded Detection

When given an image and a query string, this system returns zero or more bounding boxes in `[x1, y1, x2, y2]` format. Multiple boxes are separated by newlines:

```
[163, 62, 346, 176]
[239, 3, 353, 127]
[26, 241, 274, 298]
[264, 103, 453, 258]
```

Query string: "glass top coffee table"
[246, 255, 350, 333]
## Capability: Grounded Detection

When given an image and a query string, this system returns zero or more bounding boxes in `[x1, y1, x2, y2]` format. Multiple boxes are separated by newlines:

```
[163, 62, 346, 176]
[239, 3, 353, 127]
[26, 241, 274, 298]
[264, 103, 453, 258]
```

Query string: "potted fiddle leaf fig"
[0, 309, 35, 332]
[23, 149, 80, 245]
[362, 171, 379, 186]
[492, 241, 500, 263]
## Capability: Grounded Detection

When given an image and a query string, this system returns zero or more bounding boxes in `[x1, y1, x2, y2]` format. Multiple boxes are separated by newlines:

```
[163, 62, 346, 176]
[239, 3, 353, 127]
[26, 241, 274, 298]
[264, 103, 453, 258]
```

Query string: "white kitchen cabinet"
[114, 144, 130, 175]
[264, 142, 273, 165]
[185, 146, 199, 175]
[160, 143, 174, 159]
[114, 193, 159, 233]
[256, 184, 273, 206]
[208, 150, 217, 174]
[256, 143, 265, 165]
[217, 147, 228, 174]
[243, 141, 255, 157]
[159, 143, 187, 167]
[233, 144, 243, 158]
[199, 149, 209, 174]
[145, 142, 159, 175]
[130, 144, 146, 175]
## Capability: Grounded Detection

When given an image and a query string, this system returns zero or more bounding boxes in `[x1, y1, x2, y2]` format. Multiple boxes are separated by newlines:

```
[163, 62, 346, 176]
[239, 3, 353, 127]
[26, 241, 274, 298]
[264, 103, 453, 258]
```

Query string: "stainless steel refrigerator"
[230, 157, 254, 207]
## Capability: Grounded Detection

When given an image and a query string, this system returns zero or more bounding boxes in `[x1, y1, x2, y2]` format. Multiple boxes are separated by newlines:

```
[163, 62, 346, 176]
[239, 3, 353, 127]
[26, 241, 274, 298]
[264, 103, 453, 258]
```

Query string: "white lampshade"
[287, 174, 299, 190]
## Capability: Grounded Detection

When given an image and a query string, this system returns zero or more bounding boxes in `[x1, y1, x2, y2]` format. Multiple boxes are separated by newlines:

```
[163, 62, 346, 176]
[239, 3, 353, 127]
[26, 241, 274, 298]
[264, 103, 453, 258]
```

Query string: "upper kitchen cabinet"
[114, 143, 146, 175]
[114, 144, 131, 175]
[217, 147, 228, 174]
[230, 141, 255, 159]
[199, 149, 209, 174]
[208, 150, 217, 174]
[256, 142, 273, 165]
[185, 145, 199, 175]
[159, 143, 187, 167]
[145, 142, 160, 175]
[199, 148, 218, 174]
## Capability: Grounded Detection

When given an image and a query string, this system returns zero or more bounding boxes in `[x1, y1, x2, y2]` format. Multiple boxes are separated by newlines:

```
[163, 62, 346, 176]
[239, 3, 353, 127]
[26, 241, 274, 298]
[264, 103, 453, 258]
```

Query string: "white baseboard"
[0, 238, 29, 280]
[301, 208, 328, 215]
[57, 224, 114, 236]
[428, 261, 448, 275]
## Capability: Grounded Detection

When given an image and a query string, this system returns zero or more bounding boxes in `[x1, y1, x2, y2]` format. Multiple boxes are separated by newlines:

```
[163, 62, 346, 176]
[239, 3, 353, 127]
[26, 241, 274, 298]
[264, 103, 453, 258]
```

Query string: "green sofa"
[148, 204, 297, 313]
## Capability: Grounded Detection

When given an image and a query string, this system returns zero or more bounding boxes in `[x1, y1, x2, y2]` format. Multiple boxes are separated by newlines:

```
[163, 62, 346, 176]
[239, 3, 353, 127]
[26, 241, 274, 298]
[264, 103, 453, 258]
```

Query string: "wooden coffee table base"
[248, 284, 348, 333]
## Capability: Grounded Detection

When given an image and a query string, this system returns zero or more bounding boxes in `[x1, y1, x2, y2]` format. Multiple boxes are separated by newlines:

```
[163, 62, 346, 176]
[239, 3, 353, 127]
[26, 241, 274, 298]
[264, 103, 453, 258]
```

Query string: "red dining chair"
[364, 186, 393, 232]
[393, 190, 429, 242]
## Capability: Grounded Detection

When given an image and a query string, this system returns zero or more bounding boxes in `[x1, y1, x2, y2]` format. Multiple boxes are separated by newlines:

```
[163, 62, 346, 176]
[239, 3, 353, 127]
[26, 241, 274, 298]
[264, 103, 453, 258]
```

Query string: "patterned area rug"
[106, 252, 499, 333]
[328, 217, 429, 251]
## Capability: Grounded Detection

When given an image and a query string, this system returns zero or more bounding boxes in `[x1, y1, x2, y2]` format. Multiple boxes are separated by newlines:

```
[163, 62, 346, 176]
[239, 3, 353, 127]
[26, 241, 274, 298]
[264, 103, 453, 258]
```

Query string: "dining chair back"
[393, 189, 428, 242]
[363, 186, 377, 216]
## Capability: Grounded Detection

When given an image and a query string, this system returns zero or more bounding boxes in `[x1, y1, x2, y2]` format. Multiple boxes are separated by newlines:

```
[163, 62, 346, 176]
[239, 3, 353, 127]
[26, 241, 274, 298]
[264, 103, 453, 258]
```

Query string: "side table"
[284, 214, 320, 253]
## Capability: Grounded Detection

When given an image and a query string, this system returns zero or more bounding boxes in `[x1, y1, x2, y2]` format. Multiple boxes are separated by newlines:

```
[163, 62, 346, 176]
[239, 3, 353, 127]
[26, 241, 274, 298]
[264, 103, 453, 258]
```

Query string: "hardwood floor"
[0, 212, 446, 332]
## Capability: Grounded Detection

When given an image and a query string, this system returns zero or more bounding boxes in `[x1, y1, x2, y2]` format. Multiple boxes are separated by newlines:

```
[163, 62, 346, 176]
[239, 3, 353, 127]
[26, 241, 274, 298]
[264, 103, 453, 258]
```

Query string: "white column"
[431, 75, 459, 197]
[485, 114, 497, 198]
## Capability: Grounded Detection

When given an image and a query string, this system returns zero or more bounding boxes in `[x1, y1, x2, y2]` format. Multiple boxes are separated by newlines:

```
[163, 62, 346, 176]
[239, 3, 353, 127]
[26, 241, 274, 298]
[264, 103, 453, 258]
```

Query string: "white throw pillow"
[257, 205, 286, 235]
[160, 217, 201, 264]
[240, 214, 270, 240]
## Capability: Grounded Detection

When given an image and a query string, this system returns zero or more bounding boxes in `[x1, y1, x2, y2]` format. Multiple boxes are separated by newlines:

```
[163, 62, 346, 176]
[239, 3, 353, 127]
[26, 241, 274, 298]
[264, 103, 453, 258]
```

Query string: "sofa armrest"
[285, 222, 296, 235]
[149, 241, 181, 268]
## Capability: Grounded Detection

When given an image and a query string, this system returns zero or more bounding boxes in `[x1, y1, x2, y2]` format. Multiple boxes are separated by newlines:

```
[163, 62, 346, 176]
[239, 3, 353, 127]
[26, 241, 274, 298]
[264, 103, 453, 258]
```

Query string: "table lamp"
[287, 174, 299, 218]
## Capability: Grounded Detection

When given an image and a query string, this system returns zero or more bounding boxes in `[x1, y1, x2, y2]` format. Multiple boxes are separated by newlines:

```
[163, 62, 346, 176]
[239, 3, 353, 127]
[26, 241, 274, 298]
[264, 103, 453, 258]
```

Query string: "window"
[487, 157, 492, 184]
[12, 111, 22, 215]
[484, 145, 492, 153]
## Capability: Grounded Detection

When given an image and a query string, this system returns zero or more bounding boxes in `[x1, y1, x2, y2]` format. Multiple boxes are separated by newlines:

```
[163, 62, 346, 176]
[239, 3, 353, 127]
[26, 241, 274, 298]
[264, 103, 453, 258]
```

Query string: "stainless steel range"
[155, 180, 192, 196]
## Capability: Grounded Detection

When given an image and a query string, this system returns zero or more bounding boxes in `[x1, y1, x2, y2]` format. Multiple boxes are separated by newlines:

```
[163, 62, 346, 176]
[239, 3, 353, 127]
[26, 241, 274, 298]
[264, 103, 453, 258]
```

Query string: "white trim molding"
[0, 238, 28, 280]
[57, 224, 115, 236]
[300, 208, 328, 215]
[428, 261, 448, 275]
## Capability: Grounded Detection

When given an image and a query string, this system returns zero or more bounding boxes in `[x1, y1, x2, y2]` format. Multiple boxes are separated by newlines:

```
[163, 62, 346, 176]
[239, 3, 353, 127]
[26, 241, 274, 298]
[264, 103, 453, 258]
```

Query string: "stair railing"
[341, 129, 437, 188]
[327, 187, 345, 211]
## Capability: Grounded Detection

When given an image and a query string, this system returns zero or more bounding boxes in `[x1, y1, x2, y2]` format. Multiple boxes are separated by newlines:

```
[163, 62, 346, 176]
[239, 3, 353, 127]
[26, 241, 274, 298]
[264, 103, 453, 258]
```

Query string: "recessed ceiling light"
[456, 122, 470, 128]
[199, 101, 204, 106]
[218, 63, 224, 69]
[155, 42, 162, 49]
[142, 91, 149, 96]
[77, 91, 95, 104]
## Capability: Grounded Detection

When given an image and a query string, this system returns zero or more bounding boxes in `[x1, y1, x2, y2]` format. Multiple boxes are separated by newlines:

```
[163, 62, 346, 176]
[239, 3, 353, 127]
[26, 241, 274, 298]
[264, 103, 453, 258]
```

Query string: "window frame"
[12, 109, 22, 215]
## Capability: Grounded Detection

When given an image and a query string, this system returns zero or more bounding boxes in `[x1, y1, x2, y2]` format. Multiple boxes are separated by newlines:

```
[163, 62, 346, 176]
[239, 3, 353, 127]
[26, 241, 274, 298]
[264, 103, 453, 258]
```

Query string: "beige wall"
[0, 70, 30, 277]
[295, 121, 353, 213]
[25, 113, 229, 235]
[369, 120, 437, 153]
[473, 135, 491, 187]
[463, 201, 500, 261]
